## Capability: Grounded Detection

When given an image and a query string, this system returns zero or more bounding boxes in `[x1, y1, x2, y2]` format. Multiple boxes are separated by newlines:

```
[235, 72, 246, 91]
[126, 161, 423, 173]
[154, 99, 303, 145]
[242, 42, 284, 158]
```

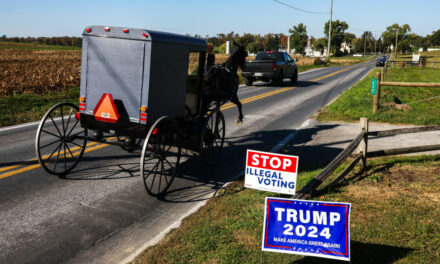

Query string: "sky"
[1, 0, 439, 39]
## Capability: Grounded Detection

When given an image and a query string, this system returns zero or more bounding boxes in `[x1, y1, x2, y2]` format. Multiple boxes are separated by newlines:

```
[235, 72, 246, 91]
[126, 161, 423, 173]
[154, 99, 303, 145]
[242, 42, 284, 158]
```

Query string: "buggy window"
[188, 52, 200, 76]
[186, 52, 202, 116]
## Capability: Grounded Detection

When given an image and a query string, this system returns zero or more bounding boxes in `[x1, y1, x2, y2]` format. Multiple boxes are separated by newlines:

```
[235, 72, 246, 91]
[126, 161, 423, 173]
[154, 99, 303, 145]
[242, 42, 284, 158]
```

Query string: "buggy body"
[79, 25, 207, 138]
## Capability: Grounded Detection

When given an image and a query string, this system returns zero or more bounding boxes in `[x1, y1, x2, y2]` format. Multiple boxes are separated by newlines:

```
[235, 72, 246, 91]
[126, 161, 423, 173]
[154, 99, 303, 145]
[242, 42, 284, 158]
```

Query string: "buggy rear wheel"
[200, 109, 225, 166]
[35, 102, 87, 177]
[140, 116, 181, 196]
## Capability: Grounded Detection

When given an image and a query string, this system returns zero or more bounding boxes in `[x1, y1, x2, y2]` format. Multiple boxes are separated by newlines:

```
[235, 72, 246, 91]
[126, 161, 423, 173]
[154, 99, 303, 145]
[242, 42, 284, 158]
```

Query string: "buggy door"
[84, 37, 151, 123]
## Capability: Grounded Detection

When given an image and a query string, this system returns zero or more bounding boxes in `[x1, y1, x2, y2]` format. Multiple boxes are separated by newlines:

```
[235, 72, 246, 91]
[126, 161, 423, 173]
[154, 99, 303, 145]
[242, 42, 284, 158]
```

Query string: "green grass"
[0, 87, 79, 127]
[131, 155, 440, 264]
[318, 67, 440, 125]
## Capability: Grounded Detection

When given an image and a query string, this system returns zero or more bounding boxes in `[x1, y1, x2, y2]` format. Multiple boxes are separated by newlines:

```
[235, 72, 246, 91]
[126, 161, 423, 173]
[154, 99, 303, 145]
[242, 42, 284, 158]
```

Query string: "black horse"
[203, 42, 247, 125]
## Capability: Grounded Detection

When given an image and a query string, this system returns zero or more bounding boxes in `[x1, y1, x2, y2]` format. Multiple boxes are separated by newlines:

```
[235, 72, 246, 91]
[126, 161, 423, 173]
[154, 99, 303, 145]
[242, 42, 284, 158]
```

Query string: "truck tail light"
[123, 29, 129, 33]
[104, 27, 110, 32]
[86, 28, 92, 33]
[142, 33, 149, 38]
[272, 63, 277, 71]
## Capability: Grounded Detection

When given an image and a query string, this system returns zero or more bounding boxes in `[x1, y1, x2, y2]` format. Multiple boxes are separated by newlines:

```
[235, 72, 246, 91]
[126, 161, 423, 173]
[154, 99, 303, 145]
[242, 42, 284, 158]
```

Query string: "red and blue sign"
[245, 150, 298, 195]
[262, 197, 351, 261]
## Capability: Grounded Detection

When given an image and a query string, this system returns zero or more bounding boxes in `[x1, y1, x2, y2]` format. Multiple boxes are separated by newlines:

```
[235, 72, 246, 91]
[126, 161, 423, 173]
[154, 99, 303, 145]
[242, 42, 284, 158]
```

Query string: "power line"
[272, 0, 330, 15]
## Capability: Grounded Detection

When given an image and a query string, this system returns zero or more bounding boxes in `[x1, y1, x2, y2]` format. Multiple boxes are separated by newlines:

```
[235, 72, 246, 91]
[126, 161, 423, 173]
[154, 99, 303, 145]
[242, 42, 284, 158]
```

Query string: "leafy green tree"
[247, 41, 264, 54]
[381, 24, 411, 53]
[314, 38, 327, 54]
[288, 23, 308, 55]
[324, 20, 349, 55]
[237, 33, 256, 46]
[343, 33, 356, 45]
[430, 29, 440, 46]
[263, 33, 282, 51]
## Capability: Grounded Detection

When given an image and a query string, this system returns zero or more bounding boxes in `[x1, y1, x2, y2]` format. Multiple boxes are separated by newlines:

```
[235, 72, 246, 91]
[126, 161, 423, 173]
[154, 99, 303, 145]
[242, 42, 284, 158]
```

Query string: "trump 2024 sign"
[245, 150, 298, 195]
[262, 197, 351, 261]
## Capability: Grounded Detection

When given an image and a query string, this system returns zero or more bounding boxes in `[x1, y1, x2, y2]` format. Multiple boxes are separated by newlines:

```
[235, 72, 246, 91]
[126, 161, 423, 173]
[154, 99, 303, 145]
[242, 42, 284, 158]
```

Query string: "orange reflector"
[79, 97, 85, 102]
[93, 93, 119, 123]
[140, 106, 147, 112]
[152, 128, 157, 135]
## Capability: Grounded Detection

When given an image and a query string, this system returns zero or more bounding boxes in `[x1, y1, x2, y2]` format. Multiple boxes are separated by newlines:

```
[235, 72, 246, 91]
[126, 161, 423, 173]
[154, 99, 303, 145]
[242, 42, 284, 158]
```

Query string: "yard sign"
[371, 78, 378, 95]
[262, 197, 351, 261]
[245, 150, 298, 195]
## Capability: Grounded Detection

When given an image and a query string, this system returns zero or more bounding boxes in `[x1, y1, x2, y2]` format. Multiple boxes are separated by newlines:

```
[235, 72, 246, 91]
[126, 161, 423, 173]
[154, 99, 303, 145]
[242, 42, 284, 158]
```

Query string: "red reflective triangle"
[93, 93, 119, 123]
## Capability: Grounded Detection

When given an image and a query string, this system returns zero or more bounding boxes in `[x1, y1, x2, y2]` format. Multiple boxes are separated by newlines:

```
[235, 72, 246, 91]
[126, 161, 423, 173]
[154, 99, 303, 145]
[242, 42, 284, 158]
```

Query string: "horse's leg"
[230, 93, 243, 125]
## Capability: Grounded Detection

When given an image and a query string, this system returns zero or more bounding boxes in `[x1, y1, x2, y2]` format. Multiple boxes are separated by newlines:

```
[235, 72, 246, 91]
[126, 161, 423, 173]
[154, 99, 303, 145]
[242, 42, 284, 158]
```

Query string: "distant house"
[304, 38, 326, 57]
[340, 41, 353, 54]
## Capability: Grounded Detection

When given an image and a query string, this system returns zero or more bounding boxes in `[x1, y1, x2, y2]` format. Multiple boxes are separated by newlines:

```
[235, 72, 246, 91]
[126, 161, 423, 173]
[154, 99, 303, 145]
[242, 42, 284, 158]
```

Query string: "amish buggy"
[35, 26, 247, 196]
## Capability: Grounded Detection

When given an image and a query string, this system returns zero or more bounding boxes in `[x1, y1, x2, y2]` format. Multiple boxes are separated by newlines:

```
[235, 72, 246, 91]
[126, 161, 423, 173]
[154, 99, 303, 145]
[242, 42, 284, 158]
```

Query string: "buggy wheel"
[200, 109, 225, 166]
[35, 102, 87, 177]
[140, 116, 181, 196]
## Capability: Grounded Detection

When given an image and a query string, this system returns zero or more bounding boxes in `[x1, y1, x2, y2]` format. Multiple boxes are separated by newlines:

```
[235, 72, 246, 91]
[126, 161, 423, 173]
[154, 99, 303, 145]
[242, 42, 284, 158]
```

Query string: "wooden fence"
[293, 118, 440, 199]
[373, 61, 440, 113]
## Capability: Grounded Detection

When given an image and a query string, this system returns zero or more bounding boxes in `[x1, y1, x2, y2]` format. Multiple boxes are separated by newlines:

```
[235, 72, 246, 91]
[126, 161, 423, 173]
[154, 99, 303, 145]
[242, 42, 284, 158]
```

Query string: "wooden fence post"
[357, 117, 369, 168]
[373, 72, 381, 113]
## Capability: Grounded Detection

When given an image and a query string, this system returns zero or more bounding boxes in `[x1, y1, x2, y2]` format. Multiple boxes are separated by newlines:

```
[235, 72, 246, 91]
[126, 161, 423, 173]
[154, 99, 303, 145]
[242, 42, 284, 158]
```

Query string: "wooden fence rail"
[381, 81, 440, 87]
[293, 125, 367, 199]
[375, 61, 440, 112]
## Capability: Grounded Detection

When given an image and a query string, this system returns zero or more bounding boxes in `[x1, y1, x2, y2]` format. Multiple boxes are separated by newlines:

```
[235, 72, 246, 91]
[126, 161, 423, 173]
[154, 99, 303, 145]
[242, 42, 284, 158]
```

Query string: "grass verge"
[0, 87, 79, 127]
[131, 155, 440, 263]
[318, 67, 440, 125]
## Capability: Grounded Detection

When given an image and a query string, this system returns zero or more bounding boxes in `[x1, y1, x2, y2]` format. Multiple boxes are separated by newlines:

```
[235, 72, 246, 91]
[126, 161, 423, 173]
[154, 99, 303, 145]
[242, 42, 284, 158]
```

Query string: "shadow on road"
[44, 123, 352, 204]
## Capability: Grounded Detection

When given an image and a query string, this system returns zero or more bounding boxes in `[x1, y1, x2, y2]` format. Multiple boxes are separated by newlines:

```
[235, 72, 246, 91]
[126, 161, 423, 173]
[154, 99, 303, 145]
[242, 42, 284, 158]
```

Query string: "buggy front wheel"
[140, 116, 181, 196]
[200, 109, 225, 166]
[35, 102, 87, 177]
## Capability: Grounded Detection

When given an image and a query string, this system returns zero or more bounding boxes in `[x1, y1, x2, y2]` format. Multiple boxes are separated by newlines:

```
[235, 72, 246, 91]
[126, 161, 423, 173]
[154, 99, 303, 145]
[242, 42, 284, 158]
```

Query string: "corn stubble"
[0, 49, 81, 97]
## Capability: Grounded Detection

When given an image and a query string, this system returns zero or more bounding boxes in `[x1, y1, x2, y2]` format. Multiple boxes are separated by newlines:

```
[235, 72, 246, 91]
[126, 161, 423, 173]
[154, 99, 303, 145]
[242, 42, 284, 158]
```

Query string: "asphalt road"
[0, 60, 375, 264]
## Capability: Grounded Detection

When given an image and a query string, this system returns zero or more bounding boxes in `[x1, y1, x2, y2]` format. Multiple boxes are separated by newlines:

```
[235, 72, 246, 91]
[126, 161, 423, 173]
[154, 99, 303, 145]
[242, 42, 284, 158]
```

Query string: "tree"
[343, 33, 356, 44]
[381, 24, 411, 53]
[314, 38, 327, 54]
[237, 33, 256, 46]
[247, 41, 264, 53]
[324, 20, 349, 56]
[288, 23, 308, 55]
[263, 33, 282, 51]
[430, 29, 440, 46]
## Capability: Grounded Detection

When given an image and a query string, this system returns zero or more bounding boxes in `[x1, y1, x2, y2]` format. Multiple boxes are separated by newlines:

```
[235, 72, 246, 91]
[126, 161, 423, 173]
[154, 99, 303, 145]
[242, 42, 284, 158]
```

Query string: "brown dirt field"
[0, 50, 317, 98]
[0, 49, 81, 96]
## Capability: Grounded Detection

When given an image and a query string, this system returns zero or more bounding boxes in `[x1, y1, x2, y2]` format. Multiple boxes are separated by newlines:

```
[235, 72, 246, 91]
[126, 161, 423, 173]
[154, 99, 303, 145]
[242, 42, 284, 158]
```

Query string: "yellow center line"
[0, 141, 100, 173]
[0, 64, 359, 179]
[220, 87, 294, 111]
[0, 143, 111, 179]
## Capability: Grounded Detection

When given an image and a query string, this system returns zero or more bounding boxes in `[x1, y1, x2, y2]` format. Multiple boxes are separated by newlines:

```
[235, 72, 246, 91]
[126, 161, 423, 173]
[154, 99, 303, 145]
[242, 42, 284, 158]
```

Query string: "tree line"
[2, 22, 440, 55]
[204, 22, 440, 56]
[0, 36, 82, 47]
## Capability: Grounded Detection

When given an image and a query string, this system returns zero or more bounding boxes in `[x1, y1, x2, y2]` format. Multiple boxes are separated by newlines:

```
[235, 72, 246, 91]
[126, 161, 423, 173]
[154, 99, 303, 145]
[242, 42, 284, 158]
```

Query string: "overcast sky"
[1, 0, 439, 38]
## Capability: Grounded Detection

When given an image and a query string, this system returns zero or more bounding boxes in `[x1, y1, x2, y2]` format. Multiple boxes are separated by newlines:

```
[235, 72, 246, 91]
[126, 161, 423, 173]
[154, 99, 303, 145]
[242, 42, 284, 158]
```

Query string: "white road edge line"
[121, 118, 313, 264]
[0, 116, 65, 133]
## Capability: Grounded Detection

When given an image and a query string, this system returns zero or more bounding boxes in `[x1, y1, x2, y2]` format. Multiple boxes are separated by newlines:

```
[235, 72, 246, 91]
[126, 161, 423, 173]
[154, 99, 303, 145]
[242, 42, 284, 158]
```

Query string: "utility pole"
[327, 0, 333, 59]
[374, 39, 377, 55]
[394, 27, 399, 59]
